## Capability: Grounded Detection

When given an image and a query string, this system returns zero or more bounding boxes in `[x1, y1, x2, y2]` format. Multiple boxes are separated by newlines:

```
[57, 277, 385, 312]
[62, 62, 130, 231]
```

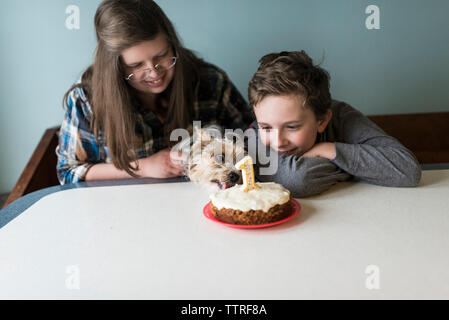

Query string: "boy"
[247, 51, 421, 197]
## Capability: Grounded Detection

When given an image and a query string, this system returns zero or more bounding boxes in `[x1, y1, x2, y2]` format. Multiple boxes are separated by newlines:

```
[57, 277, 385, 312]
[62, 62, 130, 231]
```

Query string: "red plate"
[203, 199, 301, 229]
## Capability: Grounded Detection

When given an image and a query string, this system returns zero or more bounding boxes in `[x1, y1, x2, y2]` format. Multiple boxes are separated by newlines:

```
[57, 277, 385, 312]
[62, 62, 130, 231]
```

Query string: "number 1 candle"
[235, 156, 260, 192]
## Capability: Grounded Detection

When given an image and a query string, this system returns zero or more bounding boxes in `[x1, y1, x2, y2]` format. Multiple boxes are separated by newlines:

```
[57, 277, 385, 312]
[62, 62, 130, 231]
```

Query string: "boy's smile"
[254, 94, 332, 156]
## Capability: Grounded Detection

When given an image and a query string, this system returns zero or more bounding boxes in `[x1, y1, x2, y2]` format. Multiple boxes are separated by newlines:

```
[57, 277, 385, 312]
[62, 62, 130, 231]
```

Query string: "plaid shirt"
[56, 64, 254, 184]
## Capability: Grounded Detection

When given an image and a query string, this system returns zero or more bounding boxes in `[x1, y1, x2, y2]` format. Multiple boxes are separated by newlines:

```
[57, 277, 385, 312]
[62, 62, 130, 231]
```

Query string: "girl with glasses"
[56, 0, 253, 184]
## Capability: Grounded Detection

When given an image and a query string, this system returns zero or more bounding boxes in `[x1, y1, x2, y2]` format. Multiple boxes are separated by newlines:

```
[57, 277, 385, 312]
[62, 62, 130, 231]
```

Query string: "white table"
[1, 170, 448, 299]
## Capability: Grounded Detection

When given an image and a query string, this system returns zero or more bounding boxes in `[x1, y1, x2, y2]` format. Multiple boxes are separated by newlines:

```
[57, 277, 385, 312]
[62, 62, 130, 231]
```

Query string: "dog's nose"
[228, 172, 240, 183]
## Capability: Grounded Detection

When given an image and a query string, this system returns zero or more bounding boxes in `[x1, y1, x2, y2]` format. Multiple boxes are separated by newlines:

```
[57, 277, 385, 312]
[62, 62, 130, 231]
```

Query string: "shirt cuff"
[72, 163, 94, 183]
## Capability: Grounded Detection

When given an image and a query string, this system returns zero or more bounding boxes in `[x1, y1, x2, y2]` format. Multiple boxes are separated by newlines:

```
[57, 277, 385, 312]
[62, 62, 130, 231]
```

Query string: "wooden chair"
[2, 127, 60, 208]
[367, 112, 449, 164]
[2, 111, 449, 208]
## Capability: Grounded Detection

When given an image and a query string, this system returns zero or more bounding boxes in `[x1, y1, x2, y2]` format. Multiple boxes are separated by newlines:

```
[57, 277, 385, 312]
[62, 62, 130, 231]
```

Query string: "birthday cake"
[209, 182, 292, 225]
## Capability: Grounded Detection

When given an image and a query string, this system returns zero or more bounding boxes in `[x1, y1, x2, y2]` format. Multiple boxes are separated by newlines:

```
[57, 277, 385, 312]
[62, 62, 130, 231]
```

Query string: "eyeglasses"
[124, 56, 178, 81]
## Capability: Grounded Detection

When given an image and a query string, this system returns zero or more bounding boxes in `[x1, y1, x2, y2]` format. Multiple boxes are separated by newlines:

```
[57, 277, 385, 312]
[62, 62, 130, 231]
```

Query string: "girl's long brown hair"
[63, 0, 204, 177]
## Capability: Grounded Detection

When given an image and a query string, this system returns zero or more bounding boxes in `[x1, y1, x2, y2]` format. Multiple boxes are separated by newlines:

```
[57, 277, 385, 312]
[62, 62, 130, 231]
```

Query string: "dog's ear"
[194, 127, 214, 142]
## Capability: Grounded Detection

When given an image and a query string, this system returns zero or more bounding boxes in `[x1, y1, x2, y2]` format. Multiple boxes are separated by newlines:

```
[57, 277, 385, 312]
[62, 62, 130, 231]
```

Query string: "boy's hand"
[302, 142, 336, 160]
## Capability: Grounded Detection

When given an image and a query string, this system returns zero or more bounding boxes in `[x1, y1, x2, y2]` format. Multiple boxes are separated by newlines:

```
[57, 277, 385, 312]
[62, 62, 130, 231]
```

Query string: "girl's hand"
[302, 142, 336, 160]
[139, 148, 187, 178]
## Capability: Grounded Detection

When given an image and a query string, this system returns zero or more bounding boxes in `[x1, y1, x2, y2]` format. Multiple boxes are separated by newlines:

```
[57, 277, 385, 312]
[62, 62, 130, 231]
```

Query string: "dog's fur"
[178, 126, 247, 192]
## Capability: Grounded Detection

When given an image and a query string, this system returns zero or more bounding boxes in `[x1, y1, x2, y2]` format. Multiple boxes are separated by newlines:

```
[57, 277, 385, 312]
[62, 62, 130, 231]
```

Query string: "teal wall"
[1, 0, 448, 193]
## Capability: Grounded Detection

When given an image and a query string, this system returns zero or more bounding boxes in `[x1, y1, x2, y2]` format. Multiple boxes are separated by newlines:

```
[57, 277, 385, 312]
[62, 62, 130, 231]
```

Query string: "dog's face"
[188, 128, 246, 192]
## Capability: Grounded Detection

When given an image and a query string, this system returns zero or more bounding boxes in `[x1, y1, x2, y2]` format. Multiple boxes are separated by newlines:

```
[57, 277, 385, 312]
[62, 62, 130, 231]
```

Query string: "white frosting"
[209, 182, 290, 212]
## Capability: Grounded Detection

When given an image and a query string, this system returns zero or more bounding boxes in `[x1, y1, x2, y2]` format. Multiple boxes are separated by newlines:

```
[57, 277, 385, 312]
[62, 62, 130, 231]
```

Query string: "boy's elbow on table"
[364, 159, 422, 188]
[288, 183, 332, 198]
[400, 161, 422, 187]
[387, 152, 422, 187]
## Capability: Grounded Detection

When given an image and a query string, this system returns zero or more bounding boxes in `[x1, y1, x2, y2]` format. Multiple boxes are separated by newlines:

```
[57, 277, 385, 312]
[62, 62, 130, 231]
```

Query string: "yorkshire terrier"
[174, 126, 247, 192]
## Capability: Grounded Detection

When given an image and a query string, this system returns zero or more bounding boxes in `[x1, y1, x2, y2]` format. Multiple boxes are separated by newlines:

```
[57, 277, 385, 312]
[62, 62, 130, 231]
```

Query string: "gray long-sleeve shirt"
[249, 100, 422, 198]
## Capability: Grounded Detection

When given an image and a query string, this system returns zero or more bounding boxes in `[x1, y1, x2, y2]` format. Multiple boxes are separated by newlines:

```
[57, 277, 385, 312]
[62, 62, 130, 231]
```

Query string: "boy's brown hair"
[248, 51, 331, 119]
